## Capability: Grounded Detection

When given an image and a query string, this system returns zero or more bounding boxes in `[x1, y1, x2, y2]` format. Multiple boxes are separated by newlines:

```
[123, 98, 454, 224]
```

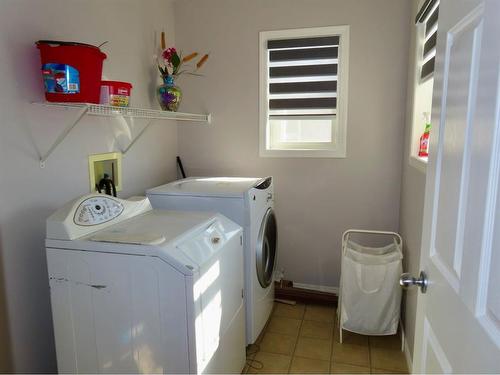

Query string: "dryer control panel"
[74, 196, 124, 226]
[47, 194, 152, 240]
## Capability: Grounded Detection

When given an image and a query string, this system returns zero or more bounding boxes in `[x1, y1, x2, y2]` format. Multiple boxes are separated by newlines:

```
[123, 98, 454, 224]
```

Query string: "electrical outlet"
[88, 152, 122, 193]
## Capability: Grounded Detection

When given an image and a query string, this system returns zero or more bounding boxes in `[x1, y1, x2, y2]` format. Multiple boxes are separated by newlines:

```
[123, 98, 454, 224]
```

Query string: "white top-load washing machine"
[146, 177, 277, 344]
[45, 194, 246, 374]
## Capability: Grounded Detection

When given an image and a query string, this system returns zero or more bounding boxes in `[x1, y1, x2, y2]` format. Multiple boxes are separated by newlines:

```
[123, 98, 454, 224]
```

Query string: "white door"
[411, 0, 500, 373]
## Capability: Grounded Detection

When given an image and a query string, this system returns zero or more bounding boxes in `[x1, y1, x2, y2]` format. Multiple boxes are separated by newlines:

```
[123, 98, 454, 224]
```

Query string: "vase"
[157, 75, 182, 111]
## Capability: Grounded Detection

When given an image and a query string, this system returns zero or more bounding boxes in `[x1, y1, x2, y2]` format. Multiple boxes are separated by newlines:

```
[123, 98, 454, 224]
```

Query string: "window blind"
[267, 36, 339, 118]
[416, 0, 439, 80]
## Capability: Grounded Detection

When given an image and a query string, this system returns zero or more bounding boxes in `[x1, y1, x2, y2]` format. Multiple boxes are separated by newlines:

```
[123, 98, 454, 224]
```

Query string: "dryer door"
[256, 208, 277, 288]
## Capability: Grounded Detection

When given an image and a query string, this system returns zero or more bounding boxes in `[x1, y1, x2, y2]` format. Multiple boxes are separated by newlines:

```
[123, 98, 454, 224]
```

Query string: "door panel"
[479, 125, 500, 348]
[422, 318, 451, 374]
[434, 11, 480, 282]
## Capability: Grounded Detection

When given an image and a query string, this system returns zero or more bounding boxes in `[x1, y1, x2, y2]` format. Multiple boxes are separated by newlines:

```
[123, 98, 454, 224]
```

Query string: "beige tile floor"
[243, 302, 408, 374]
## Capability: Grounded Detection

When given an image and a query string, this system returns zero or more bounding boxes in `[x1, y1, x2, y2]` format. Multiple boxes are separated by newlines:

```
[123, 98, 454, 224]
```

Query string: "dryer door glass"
[256, 208, 277, 287]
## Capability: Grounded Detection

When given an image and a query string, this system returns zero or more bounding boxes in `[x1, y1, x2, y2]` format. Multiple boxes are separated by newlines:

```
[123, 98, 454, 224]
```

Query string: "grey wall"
[173, 0, 411, 288]
[399, 0, 426, 359]
[0, 0, 177, 371]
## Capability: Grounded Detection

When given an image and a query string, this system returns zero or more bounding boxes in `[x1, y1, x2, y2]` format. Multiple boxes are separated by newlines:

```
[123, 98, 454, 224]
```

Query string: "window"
[259, 26, 350, 158]
[410, 0, 439, 172]
[417, 0, 439, 81]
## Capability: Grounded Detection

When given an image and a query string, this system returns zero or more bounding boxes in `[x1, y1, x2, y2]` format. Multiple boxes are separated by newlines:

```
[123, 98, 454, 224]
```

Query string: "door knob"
[400, 271, 428, 293]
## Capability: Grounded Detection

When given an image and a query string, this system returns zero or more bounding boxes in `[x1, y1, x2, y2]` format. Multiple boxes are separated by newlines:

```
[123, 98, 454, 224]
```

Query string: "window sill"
[259, 148, 346, 158]
[409, 154, 428, 173]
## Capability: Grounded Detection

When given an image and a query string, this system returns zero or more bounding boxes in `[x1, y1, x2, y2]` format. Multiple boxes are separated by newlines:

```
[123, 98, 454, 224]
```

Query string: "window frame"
[259, 25, 350, 158]
[409, 0, 439, 173]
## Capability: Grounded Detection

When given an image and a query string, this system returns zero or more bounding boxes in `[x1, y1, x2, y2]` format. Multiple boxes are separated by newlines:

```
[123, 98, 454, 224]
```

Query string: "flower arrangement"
[157, 31, 209, 79]
[155, 32, 209, 111]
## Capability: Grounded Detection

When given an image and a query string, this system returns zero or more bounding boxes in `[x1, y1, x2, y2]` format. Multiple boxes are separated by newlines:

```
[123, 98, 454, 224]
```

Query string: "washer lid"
[147, 177, 266, 198]
[89, 231, 166, 246]
[86, 210, 215, 247]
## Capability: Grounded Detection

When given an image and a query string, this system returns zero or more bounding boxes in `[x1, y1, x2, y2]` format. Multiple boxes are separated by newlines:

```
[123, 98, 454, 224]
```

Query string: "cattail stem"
[196, 54, 209, 69]
[183, 52, 198, 63]
[161, 31, 166, 50]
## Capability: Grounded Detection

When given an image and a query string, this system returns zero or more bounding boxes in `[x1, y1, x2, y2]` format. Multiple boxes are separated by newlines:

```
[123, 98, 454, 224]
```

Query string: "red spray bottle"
[418, 112, 431, 158]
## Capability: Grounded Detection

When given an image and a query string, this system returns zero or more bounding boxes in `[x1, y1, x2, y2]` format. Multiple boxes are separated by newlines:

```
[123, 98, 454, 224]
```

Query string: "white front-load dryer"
[147, 177, 277, 344]
[45, 194, 246, 374]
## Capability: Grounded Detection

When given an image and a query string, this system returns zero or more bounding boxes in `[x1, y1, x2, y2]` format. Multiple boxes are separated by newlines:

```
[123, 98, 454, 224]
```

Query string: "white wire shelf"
[32, 102, 211, 167]
[33, 102, 211, 122]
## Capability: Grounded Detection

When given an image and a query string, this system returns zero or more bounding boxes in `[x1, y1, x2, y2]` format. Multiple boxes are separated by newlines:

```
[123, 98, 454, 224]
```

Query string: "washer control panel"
[73, 196, 124, 226]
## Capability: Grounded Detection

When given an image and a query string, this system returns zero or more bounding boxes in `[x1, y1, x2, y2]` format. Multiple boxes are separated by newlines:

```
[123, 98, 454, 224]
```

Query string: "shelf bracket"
[122, 120, 155, 155]
[39, 105, 89, 168]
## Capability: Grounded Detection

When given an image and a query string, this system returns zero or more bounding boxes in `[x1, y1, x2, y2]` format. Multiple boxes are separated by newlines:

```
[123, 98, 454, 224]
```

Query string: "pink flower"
[162, 47, 177, 62]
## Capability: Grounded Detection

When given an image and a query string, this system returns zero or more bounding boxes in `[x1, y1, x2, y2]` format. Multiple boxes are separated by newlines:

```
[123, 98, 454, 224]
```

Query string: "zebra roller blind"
[267, 36, 339, 118]
[259, 26, 349, 157]
[416, 0, 439, 80]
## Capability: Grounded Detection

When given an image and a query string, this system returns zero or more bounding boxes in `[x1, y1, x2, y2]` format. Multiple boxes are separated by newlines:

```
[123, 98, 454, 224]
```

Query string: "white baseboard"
[293, 282, 339, 295]
[401, 325, 413, 372]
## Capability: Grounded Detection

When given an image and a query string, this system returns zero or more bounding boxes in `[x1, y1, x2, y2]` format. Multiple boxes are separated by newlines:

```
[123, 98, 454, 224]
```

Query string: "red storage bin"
[36, 40, 107, 103]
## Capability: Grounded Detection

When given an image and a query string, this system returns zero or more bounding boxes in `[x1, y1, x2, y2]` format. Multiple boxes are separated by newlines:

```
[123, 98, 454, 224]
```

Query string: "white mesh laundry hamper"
[338, 230, 404, 350]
